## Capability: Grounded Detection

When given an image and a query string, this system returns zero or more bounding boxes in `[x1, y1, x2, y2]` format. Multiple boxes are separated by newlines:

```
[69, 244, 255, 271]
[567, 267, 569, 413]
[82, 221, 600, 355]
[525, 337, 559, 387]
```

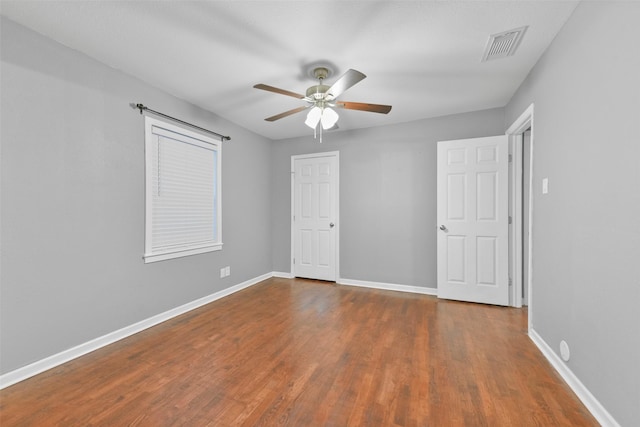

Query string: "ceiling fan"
[254, 66, 392, 141]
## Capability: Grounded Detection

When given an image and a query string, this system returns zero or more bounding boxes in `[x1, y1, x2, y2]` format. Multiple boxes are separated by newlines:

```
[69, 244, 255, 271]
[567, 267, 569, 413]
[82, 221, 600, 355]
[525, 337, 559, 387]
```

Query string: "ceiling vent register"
[482, 26, 528, 62]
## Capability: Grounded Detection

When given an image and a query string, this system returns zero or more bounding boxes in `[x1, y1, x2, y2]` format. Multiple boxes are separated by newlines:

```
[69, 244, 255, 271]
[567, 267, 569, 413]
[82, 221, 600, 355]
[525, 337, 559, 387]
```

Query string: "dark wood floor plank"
[0, 277, 598, 426]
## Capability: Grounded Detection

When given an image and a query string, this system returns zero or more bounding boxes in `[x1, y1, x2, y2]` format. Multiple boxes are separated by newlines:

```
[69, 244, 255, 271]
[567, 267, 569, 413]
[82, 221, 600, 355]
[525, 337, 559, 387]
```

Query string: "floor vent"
[481, 26, 528, 62]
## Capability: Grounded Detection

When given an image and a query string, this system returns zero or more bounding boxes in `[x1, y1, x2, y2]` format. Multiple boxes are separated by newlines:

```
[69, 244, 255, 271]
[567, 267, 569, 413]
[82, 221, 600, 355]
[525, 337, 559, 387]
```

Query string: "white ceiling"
[1, 1, 578, 140]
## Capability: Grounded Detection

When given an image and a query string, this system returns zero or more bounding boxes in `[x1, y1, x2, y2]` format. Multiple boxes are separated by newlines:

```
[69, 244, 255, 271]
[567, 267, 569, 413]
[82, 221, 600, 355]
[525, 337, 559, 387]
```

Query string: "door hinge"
[509, 216, 512, 224]
[509, 154, 513, 162]
[509, 277, 513, 286]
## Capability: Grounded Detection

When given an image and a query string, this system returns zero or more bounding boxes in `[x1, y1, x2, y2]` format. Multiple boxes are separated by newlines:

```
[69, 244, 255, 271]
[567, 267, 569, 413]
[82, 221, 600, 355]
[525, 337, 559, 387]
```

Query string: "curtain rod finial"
[130, 103, 146, 114]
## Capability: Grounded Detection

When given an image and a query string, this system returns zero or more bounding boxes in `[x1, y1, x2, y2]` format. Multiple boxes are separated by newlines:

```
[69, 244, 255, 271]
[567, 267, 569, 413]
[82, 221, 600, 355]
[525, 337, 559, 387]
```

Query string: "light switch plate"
[542, 178, 549, 194]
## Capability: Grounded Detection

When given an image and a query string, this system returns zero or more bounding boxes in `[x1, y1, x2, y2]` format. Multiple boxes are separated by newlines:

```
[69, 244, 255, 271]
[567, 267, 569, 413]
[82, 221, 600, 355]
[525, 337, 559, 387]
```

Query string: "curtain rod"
[132, 103, 231, 141]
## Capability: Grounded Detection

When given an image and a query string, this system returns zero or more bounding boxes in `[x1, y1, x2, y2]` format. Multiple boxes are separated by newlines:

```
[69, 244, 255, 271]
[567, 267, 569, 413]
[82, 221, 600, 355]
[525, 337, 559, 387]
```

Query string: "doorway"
[436, 104, 534, 311]
[507, 104, 534, 319]
[291, 152, 340, 281]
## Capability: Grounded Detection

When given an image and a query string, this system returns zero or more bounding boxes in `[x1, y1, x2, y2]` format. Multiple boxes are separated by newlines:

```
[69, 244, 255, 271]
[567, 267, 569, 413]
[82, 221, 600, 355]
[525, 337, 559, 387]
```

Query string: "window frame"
[143, 115, 222, 263]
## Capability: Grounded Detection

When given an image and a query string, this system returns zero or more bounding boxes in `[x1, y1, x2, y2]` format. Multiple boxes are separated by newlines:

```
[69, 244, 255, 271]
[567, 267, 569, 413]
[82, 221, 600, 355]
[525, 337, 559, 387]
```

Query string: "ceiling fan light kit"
[254, 65, 392, 142]
[304, 106, 338, 130]
[320, 107, 339, 129]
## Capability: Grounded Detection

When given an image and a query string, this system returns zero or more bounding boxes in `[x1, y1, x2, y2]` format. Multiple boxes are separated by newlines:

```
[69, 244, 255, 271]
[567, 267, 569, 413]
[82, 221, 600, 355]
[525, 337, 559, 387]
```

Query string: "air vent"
[481, 26, 528, 62]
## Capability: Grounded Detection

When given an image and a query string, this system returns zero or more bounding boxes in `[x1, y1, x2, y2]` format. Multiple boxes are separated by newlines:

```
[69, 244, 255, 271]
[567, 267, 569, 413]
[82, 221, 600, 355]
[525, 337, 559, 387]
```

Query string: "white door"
[292, 153, 338, 281]
[437, 136, 509, 305]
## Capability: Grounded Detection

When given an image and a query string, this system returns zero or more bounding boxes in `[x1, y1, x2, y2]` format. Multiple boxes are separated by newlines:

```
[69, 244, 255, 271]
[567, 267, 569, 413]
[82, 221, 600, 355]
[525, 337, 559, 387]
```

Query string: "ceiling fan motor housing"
[306, 67, 333, 102]
[306, 84, 330, 100]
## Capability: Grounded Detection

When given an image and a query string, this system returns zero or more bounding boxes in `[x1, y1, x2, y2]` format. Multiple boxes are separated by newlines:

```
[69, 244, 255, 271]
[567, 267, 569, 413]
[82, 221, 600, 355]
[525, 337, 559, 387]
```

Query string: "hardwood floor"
[0, 277, 597, 426]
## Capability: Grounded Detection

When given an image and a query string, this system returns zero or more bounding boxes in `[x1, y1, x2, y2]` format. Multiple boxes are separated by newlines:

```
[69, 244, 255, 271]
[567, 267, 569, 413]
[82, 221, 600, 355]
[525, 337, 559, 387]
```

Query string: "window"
[143, 116, 222, 263]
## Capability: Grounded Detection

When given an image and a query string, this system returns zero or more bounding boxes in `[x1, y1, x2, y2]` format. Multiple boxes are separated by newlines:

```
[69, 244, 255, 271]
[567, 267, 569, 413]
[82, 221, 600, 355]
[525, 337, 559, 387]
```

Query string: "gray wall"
[3, 3, 638, 424]
[505, 2, 640, 425]
[0, 18, 273, 374]
[271, 108, 505, 287]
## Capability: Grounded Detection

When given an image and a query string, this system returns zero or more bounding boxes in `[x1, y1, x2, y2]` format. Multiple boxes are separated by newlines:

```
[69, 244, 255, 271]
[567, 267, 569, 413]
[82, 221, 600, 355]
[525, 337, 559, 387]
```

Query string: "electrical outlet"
[225, 266, 231, 276]
[542, 177, 549, 194]
[220, 267, 226, 278]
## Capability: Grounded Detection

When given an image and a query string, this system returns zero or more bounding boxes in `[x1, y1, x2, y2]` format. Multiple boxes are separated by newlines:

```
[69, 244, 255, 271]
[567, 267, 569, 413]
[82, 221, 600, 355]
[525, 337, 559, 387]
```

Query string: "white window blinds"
[144, 116, 222, 263]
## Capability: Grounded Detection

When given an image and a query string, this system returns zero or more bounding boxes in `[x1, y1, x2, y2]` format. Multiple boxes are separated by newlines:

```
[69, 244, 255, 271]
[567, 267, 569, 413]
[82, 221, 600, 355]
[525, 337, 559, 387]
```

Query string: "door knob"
[439, 225, 447, 231]
[329, 222, 335, 228]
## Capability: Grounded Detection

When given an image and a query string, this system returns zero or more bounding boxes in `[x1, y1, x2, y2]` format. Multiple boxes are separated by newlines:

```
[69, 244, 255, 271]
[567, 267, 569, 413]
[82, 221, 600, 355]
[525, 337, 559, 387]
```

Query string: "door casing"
[506, 103, 534, 318]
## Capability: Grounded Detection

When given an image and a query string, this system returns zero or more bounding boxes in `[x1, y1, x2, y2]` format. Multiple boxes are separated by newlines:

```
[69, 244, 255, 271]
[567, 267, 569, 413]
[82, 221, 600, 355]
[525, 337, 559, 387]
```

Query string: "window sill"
[144, 243, 223, 263]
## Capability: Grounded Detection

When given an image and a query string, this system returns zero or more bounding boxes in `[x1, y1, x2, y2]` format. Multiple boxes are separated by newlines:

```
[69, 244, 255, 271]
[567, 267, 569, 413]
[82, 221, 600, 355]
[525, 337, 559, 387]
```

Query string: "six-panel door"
[437, 136, 509, 306]
[293, 155, 337, 281]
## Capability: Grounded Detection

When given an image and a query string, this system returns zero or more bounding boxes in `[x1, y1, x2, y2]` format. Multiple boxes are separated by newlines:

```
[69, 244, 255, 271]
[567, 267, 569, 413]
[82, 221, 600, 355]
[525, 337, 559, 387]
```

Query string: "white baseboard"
[529, 328, 620, 427]
[338, 277, 437, 296]
[272, 271, 294, 279]
[0, 272, 273, 390]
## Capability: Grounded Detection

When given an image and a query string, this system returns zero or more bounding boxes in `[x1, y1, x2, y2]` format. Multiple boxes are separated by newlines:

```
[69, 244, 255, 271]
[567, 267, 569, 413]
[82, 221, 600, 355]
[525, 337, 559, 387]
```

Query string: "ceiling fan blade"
[336, 101, 392, 114]
[326, 69, 366, 99]
[254, 84, 305, 99]
[265, 106, 309, 122]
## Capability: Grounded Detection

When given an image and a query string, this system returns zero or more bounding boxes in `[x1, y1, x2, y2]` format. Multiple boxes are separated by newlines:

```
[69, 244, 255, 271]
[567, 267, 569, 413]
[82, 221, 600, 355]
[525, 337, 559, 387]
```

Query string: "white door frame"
[506, 104, 534, 324]
[290, 151, 340, 280]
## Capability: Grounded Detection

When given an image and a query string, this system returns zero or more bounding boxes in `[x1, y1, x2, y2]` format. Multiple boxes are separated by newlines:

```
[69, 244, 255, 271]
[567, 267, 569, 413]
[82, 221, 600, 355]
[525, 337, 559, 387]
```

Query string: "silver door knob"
[329, 223, 335, 228]
[439, 225, 447, 231]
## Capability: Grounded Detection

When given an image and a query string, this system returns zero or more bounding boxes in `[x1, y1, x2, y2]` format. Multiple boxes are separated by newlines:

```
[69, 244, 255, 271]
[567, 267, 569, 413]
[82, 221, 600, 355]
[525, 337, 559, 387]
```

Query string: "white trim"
[272, 271, 294, 279]
[529, 329, 621, 427]
[338, 278, 437, 296]
[290, 158, 295, 276]
[507, 134, 523, 308]
[506, 104, 534, 318]
[290, 151, 340, 281]
[0, 272, 272, 390]
[143, 242, 222, 263]
[506, 103, 534, 135]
